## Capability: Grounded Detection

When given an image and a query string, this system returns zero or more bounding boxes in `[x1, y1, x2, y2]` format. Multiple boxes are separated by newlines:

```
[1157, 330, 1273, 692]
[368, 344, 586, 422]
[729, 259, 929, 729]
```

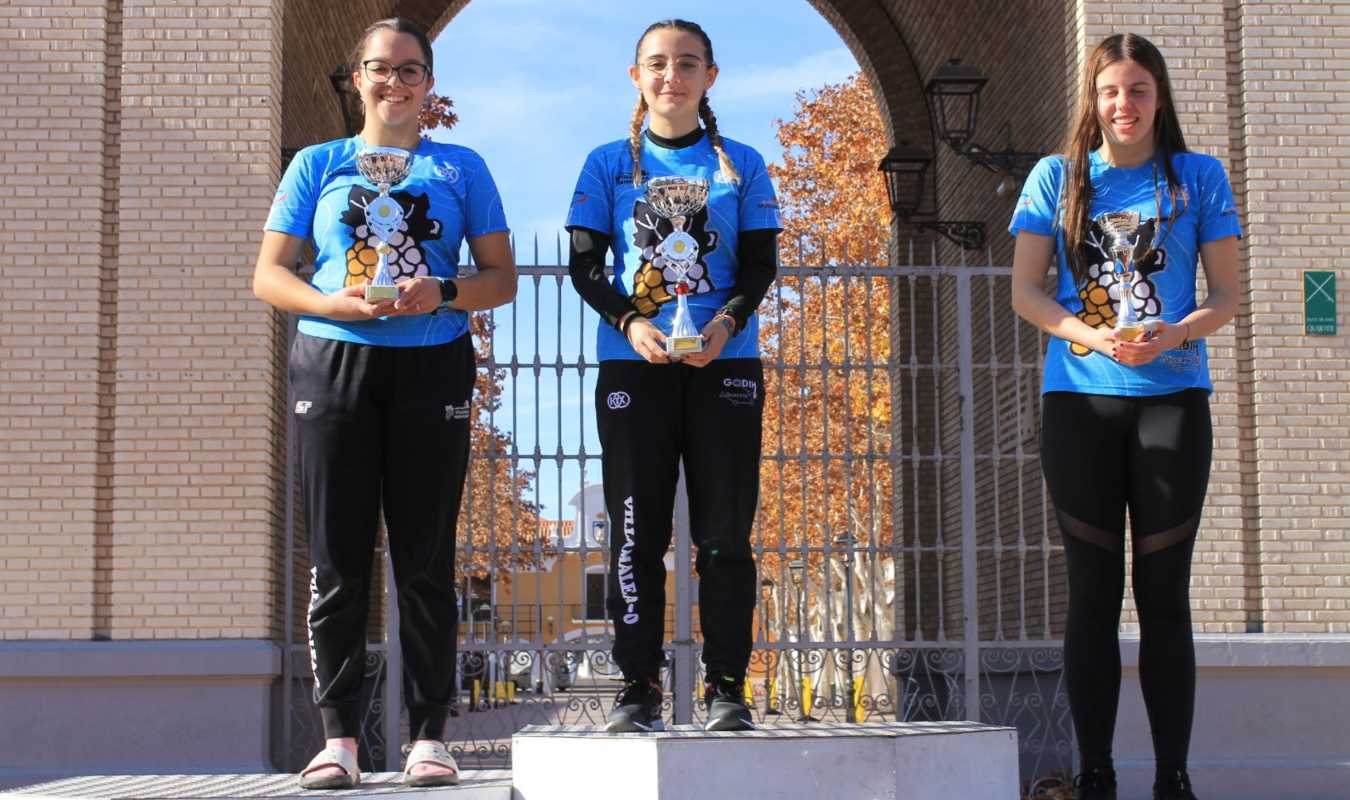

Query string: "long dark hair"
[629, 19, 738, 187]
[1061, 33, 1187, 283]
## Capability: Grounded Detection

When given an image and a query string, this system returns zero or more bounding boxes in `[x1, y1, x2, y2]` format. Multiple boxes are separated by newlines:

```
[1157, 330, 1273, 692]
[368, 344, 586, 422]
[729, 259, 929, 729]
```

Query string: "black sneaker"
[605, 677, 664, 733]
[703, 673, 754, 731]
[1072, 766, 1117, 800]
[1153, 770, 1198, 800]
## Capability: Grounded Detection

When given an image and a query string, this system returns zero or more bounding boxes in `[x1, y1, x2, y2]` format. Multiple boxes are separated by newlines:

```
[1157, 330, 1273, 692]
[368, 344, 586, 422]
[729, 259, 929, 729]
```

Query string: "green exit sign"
[1304, 270, 1336, 336]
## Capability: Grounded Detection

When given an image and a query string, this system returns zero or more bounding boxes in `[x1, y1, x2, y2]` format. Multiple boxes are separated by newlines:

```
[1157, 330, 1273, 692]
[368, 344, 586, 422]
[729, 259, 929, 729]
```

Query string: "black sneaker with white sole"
[605, 677, 664, 733]
[703, 673, 754, 731]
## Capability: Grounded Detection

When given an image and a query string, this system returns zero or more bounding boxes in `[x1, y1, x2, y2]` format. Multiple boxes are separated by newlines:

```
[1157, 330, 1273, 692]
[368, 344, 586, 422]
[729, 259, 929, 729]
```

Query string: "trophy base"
[1116, 320, 1158, 342]
[365, 285, 399, 302]
[665, 335, 704, 356]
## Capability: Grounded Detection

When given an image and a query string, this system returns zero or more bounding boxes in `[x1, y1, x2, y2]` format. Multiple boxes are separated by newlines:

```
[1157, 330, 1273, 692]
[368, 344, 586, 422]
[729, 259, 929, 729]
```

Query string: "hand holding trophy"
[1096, 210, 1150, 342]
[355, 146, 415, 303]
[645, 176, 710, 357]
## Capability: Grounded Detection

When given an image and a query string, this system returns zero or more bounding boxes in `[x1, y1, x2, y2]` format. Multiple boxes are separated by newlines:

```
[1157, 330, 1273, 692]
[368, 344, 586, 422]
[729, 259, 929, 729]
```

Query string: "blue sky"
[428, 1, 861, 518]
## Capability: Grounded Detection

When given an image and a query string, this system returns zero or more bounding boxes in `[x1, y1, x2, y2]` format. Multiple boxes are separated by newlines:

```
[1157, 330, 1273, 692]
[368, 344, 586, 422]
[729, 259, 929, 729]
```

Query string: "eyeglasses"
[360, 59, 431, 86]
[640, 57, 706, 77]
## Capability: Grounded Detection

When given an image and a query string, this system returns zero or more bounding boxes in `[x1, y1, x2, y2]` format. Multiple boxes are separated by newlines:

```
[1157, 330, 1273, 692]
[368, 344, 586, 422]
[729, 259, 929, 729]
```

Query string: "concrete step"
[511, 721, 1019, 800]
[0, 771, 512, 800]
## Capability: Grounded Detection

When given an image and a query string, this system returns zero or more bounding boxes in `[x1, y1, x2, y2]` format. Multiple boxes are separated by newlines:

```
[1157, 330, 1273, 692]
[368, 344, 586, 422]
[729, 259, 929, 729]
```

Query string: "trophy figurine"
[645, 176, 710, 356]
[1097, 210, 1148, 342]
[355, 146, 414, 302]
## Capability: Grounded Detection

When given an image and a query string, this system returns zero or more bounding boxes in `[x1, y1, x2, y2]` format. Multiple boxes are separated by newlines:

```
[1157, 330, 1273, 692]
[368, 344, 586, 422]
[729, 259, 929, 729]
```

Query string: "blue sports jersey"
[265, 136, 509, 347]
[1009, 150, 1241, 396]
[565, 133, 782, 361]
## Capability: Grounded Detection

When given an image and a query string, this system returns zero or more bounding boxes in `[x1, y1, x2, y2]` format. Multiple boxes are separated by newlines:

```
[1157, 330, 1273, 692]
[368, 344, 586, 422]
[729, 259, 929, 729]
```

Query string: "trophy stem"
[666, 280, 704, 356]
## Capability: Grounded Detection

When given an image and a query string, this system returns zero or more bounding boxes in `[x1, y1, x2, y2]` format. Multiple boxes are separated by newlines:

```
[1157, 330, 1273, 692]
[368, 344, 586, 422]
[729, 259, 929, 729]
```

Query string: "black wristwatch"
[435, 277, 458, 310]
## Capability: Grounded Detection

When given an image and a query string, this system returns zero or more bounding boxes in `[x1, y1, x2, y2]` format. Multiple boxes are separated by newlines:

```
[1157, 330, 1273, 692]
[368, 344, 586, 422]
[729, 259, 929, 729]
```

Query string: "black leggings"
[1040, 389, 1212, 775]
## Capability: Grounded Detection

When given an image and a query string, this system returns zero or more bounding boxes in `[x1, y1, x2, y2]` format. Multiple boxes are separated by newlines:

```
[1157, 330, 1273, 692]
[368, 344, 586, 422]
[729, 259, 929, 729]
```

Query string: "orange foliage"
[420, 96, 543, 578]
[419, 94, 460, 134]
[758, 74, 894, 576]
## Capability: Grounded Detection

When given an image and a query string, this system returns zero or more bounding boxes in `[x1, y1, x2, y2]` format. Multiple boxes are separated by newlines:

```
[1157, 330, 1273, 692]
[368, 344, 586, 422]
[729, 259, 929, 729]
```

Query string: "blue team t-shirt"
[264, 136, 509, 347]
[565, 132, 783, 361]
[1008, 150, 1241, 396]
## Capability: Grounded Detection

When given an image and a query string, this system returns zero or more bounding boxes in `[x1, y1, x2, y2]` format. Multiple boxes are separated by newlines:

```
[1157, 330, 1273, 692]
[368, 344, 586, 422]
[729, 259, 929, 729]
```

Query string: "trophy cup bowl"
[645, 176, 710, 225]
[356, 147, 414, 302]
[356, 147, 414, 189]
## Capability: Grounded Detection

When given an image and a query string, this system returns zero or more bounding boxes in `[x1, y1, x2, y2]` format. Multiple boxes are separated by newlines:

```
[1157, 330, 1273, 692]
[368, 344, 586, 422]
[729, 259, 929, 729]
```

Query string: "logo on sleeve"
[445, 402, 471, 421]
[433, 162, 460, 183]
[294, 401, 312, 414]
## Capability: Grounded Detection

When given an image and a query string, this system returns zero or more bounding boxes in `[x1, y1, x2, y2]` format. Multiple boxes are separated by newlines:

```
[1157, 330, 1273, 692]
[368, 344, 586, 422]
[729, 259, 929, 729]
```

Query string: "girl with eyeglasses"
[565, 18, 781, 734]
[1009, 33, 1241, 800]
[253, 17, 516, 789]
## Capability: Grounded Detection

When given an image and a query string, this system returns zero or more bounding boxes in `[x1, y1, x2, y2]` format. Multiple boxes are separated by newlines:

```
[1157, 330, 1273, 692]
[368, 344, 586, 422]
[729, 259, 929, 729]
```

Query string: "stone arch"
[282, 0, 1071, 260]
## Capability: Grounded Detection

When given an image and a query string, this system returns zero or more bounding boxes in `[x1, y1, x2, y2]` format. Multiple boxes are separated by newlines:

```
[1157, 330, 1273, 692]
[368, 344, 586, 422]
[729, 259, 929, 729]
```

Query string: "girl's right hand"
[323, 283, 396, 321]
[626, 317, 670, 364]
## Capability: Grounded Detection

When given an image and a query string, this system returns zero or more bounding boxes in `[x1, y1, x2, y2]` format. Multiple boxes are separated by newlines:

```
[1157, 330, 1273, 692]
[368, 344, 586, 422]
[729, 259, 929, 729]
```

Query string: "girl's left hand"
[1113, 320, 1187, 367]
[390, 276, 442, 316]
[680, 316, 734, 368]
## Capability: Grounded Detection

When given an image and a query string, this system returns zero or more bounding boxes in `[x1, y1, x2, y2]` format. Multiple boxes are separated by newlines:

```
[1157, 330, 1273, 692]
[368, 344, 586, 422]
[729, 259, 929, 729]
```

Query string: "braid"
[630, 93, 648, 187]
[699, 96, 739, 184]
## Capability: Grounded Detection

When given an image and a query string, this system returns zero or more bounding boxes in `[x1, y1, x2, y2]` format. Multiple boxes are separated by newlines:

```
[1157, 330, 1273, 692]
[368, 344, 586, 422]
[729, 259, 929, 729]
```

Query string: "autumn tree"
[754, 74, 896, 713]
[421, 98, 544, 579]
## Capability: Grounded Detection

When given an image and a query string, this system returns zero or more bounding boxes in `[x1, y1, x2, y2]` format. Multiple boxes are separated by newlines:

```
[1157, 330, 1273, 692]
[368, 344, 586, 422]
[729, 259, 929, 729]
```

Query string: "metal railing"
[281, 239, 1070, 780]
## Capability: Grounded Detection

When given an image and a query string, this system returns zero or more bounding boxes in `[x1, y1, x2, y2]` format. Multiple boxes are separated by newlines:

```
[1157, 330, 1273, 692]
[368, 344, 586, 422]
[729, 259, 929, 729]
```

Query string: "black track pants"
[1040, 389, 1212, 775]
[291, 332, 474, 741]
[595, 358, 764, 681]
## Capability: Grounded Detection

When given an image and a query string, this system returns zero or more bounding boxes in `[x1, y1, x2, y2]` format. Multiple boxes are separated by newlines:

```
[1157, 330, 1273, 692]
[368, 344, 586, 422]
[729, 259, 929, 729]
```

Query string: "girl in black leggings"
[1009, 34, 1241, 800]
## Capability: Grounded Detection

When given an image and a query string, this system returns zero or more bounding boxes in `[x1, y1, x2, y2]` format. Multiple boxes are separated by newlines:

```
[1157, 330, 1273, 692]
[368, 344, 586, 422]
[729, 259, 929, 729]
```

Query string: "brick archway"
[279, 0, 1073, 239]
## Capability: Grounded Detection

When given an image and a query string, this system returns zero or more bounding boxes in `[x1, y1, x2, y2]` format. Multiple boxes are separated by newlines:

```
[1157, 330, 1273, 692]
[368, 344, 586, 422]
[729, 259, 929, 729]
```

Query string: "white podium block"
[511, 722, 1018, 800]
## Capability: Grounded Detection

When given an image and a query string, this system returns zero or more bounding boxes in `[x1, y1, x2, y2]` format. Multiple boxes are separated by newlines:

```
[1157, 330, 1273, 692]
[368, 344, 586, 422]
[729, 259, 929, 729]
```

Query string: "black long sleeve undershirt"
[720, 228, 778, 334]
[566, 226, 780, 335]
[567, 228, 636, 330]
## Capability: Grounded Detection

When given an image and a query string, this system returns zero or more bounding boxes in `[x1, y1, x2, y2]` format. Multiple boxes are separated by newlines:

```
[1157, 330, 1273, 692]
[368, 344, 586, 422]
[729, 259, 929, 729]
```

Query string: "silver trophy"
[1097, 210, 1148, 342]
[645, 176, 710, 356]
[355, 146, 414, 302]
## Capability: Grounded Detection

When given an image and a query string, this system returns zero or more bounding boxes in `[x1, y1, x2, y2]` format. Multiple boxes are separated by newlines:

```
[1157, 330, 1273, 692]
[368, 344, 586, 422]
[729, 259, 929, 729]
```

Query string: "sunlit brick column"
[1075, 0, 1350, 632]
[0, 2, 113, 640]
[106, 0, 285, 639]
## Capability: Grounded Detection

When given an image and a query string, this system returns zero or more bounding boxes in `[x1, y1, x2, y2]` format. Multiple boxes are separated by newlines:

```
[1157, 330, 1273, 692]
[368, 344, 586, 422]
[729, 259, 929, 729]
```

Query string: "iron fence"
[280, 239, 1071, 781]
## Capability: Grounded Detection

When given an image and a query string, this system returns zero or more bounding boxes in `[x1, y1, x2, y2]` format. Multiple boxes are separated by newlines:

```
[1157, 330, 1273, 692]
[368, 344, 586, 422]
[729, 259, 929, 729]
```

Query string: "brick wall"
[0, 2, 112, 639]
[101, 0, 283, 638]
[1225, 0, 1349, 632]
[2, 0, 1345, 643]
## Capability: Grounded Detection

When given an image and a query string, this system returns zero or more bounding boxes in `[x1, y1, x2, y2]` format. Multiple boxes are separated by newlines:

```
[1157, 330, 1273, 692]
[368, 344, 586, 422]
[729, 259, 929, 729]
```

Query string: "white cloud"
[712, 46, 859, 106]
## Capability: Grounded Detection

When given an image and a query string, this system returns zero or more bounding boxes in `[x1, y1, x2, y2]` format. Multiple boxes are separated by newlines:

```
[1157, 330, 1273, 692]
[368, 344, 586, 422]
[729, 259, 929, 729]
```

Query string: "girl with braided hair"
[566, 18, 782, 733]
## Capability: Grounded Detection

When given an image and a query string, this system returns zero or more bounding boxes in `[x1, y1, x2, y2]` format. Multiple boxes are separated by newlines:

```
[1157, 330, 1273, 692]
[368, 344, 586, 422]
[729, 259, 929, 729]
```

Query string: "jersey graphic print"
[1069, 214, 1167, 356]
[630, 177, 719, 317]
[339, 187, 443, 288]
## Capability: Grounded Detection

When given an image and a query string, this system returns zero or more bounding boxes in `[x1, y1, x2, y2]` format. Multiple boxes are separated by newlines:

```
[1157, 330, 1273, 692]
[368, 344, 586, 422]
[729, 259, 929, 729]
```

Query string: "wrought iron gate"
[280, 241, 1072, 782]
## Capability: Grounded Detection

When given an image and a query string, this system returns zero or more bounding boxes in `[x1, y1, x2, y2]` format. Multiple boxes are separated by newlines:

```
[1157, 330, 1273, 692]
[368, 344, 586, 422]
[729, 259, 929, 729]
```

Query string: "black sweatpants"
[595, 358, 764, 681]
[291, 332, 475, 741]
[1040, 389, 1212, 775]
